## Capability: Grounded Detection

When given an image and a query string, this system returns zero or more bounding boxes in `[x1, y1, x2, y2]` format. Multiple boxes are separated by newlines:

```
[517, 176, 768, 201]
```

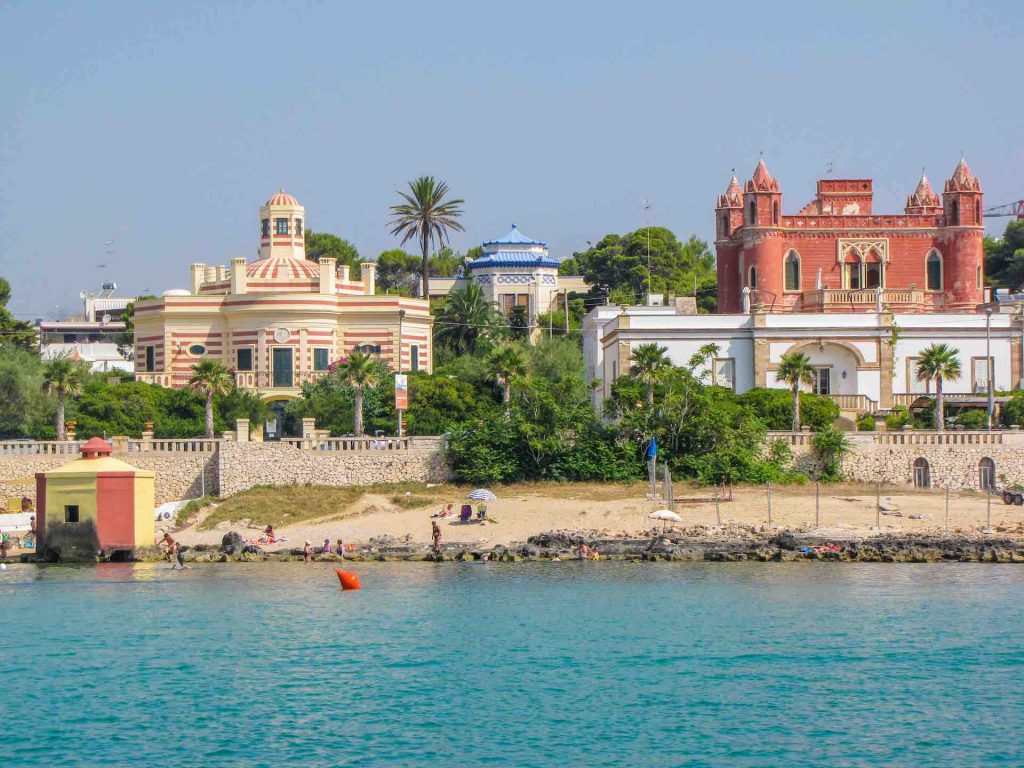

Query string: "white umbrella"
[649, 509, 682, 522]
[467, 489, 497, 502]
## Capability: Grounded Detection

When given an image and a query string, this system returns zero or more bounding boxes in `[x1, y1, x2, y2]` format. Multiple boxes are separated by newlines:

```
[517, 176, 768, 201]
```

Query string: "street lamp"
[397, 309, 406, 438]
[986, 307, 994, 430]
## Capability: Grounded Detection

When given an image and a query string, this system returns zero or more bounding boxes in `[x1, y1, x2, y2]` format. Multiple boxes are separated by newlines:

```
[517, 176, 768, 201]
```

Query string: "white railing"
[827, 394, 877, 412]
[280, 436, 412, 452]
[124, 438, 221, 453]
[766, 429, 1020, 447]
[892, 392, 986, 407]
[0, 440, 82, 456]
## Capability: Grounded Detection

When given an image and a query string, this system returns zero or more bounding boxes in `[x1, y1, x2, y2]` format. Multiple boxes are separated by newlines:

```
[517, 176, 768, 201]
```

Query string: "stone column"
[235, 418, 250, 443]
[141, 427, 154, 452]
[879, 313, 894, 410]
[302, 418, 317, 447]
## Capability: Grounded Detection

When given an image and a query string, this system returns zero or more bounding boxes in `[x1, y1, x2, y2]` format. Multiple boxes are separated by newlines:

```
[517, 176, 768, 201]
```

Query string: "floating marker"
[336, 570, 361, 590]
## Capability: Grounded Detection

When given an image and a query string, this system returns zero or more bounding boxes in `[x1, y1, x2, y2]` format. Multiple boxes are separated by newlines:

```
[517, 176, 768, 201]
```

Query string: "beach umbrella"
[467, 488, 497, 502]
[649, 508, 682, 531]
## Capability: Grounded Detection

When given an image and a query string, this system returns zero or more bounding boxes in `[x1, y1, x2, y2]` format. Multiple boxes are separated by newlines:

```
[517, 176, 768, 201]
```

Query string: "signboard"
[394, 373, 408, 411]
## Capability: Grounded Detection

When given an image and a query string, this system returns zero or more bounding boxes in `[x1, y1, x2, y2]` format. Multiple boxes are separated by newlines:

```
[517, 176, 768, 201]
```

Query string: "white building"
[584, 302, 1021, 418]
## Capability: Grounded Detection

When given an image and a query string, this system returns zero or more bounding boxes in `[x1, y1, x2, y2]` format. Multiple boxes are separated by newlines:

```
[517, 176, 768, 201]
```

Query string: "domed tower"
[740, 158, 785, 307]
[715, 174, 744, 312]
[259, 189, 306, 260]
[940, 158, 985, 309]
[905, 172, 942, 215]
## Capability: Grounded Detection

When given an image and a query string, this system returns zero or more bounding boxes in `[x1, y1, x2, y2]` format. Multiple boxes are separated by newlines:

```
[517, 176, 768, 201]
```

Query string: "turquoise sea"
[1, 562, 1022, 767]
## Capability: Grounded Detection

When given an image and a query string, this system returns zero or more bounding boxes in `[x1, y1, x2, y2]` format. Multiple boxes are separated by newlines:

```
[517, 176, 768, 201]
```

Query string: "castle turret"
[715, 174, 745, 312]
[259, 190, 306, 261]
[740, 159, 785, 308]
[940, 158, 985, 309]
[905, 172, 941, 215]
[743, 158, 782, 228]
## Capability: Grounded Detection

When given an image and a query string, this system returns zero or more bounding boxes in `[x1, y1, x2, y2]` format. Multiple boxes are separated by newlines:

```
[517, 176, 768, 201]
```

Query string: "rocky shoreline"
[31, 527, 1020, 564]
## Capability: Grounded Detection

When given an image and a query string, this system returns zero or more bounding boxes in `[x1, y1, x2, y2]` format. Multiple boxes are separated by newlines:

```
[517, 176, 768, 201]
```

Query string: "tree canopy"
[984, 220, 1024, 289]
[569, 228, 717, 311]
[304, 231, 361, 270]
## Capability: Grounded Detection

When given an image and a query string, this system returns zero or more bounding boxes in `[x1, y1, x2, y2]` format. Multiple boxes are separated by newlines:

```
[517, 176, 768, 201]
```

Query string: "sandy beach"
[171, 482, 1024, 550]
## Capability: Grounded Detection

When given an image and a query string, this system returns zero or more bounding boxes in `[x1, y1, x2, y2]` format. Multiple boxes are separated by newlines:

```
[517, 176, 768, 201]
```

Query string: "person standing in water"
[162, 532, 189, 569]
[303, 541, 313, 563]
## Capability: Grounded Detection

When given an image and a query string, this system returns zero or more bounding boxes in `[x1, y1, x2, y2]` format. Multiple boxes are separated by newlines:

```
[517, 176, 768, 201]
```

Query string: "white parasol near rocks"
[649, 509, 682, 530]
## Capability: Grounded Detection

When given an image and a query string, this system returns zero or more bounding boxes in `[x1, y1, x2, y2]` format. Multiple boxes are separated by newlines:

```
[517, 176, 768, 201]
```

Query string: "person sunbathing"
[261, 525, 276, 544]
[432, 503, 455, 519]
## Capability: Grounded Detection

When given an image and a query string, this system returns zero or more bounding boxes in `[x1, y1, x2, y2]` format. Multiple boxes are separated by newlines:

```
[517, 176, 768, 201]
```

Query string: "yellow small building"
[36, 438, 155, 556]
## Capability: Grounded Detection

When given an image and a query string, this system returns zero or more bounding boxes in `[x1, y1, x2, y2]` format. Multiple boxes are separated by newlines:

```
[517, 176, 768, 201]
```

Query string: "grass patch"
[176, 495, 219, 527]
[198, 485, 366, 530]
[389, 494, 438, 509]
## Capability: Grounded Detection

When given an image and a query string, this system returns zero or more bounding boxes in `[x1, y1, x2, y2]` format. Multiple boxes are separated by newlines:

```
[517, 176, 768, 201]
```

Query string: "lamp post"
[986, 307, 994, 430]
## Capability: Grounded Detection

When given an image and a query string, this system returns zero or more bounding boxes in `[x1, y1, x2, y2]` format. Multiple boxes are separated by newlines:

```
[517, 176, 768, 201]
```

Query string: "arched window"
[720, 214, 730, 238]
[926, 250, 943, 291]
[784, 250, 800, 291]
[978, 264, 983, 289]
[979, 457, 996, 491]
[913, 458, 931, 489]
[749, 266, 758, 290]
[864, 248, 883, 289]
[949, 199, 959, 225]
[772, 201, 780, 225]
[748, 200, 756, 226]
[844, 253, 862, 289]
[976, 200, 982, 224]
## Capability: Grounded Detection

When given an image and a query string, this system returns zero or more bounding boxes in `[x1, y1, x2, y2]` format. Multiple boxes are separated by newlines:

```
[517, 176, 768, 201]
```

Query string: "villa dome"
[266, 189, 301, 207]
[246, 255, 320, 282]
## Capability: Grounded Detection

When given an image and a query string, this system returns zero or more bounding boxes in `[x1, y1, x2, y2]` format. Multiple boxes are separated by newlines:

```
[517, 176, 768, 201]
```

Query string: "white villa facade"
[584, 303, 1021, 416]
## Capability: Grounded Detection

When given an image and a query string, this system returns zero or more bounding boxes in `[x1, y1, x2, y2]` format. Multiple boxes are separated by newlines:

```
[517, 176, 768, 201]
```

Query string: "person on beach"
[335, 538, 345, 556]
[0, 535, 9, 561]
[321, 538, 332, 554]
[263, 525, 276, 544]
[161, 532, 189, 569]
[303, 541, 313, 563]
[431, 520, 441, 553]
[433, 503, 454, 519]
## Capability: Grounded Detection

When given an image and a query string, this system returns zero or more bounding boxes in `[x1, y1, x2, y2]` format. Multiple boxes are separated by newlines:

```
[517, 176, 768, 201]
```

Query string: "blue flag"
[646, 437, 657, 460]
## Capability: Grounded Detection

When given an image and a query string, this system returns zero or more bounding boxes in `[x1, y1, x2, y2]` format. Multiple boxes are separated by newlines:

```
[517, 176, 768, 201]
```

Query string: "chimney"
[319, 257, 337, 296]
[230, 258, 247, 295]
[339, 264, 350, 283]
[190, 263, 206, 295]
[204, 266, 217, 283]
[360, 262, 377, 296]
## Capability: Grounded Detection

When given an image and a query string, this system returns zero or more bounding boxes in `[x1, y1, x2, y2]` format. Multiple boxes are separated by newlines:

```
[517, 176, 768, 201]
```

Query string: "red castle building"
[714, 158, 985, 314]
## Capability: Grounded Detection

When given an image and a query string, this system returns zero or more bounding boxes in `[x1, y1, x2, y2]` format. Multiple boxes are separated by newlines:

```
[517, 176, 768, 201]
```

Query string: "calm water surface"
[1, 562, 1022, 767]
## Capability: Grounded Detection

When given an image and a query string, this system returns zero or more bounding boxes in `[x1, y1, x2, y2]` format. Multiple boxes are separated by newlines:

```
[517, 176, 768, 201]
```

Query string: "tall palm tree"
[42, 356, 86, 440]
[916, 343, 962, 432]
[487, 344, 527, 404]
[630, 342, 671, 406]
[388, 176, 465, 300]
[776, 351, 816, 431]
[434, 283, 502, 355]
[188, 360, 234, 438]
[340, 351, 379, 436]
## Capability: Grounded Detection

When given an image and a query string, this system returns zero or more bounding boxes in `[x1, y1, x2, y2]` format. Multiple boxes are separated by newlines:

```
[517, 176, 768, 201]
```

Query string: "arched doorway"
[913, 458, 931, 489]
[979, 457, 996, 491]
[786, 341, 863, 398]
[262, 398, 300, 441]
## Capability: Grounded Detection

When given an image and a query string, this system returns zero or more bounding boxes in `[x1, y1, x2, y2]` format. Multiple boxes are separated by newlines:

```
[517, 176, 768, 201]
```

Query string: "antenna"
[643, 198, 653, 305]
[826, 161, 834, 174]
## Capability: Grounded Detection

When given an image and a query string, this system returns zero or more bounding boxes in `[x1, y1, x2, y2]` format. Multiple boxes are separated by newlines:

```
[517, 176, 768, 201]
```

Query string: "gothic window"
[864, 249, 883, 289]
[748, 200, 756, 226]
[978, 264, 983, 289]
[784, 250, 800, 291]
[926, 250, 942, 291]
[748, 266, 758, 290]
[275, 218, 289, 235]
[772, 201, 780, 226]
[720, 214, 730, 238]
[844, 255, 862, 290]
[976, 200, 982, 224]
[949, 199, 959, 225]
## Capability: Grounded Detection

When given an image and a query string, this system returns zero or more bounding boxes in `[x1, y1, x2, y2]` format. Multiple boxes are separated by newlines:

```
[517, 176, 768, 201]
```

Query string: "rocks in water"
[770, 532, 799, 550]
[220, 531, 245, 555]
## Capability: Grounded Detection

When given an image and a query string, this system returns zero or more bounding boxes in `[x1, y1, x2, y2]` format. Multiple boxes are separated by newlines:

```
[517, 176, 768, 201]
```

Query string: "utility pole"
[986, 307, 994, 430]
[644, 199, 652, 305]
[396, 309, 405, 438]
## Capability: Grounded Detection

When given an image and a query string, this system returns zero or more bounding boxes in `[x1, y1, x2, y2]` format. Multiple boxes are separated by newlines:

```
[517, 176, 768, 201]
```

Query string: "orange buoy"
[336, 570, 361, 590]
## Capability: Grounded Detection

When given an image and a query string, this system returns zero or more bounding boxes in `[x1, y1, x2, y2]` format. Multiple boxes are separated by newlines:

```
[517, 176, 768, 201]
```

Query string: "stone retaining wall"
[771, 433, 1024, 489]
[0, 452, 218, 507]
[217, 439, 451, 497]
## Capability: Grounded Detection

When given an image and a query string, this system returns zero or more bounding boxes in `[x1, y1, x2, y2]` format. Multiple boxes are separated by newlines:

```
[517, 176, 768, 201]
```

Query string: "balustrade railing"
[801, 288, 928, 311]
[280, 436, 412, 452]
[766, 429, 1016, 447]
[0, 440, 82, 456]
[827, 394, 877, 411]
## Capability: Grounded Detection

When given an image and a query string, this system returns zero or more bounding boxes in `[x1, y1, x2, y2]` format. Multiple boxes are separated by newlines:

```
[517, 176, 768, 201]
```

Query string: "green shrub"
[955, 409, 988, 429]
[856, 413, 876, 432]
[885, 406, 910, 430]
[811, 426, 851, 482]
[736, 388, 839, 431]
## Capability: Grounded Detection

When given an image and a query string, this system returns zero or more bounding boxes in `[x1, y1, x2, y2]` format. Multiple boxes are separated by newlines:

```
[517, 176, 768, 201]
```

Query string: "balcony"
[801, 288, 932, 313]
[136, 370, 330, 390]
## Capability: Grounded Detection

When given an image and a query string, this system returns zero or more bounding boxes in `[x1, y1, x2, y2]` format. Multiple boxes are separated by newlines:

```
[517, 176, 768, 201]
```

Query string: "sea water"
[1, 562, 1022, 767]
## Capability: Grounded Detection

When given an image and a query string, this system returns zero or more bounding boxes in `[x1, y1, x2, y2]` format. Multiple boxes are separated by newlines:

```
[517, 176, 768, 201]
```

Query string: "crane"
[984, 201, 1024, 221]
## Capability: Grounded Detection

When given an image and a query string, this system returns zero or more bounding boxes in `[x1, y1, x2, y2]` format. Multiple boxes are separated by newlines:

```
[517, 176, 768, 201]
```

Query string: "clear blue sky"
[1, 0, 1020, 318]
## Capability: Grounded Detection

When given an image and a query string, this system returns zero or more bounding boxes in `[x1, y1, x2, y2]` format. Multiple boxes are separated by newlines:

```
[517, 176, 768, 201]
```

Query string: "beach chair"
[459, 505, 473, 523]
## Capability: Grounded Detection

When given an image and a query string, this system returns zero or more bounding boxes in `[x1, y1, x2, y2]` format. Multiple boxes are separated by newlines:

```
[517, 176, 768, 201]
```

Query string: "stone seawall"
[769, 432, 1024, 489]
[1, 451, 218, 507]
[217, 440, 451, 497]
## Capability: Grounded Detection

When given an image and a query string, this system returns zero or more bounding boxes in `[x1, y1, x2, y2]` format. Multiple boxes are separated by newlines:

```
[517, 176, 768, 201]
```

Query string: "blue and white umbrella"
[467, 488, 497, 502]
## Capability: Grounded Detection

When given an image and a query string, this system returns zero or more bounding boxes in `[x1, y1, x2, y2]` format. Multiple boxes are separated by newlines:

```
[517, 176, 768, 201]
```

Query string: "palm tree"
[487, 344, 527, 404]
[42, 356, 86, 440]
[339, 351, 379, 436]
[776, 351, 816, 431]
[916, 343, 962, 432]
[434, 283, 503, 355]
[388, 176, 465, 300]
[188, 360, 234, 438]
[630, 343, 671, 406]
